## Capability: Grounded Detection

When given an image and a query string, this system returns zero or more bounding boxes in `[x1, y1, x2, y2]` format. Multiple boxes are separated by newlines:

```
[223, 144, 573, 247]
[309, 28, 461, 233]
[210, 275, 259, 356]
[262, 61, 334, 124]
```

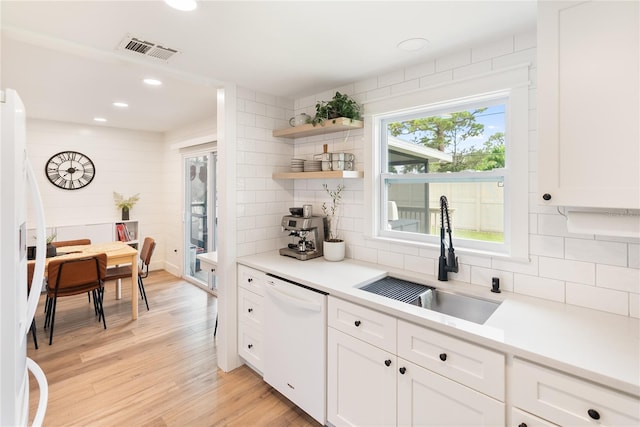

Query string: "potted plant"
[46, 232, 57, 258]
[311, 92, 362, 126]
[113, 192, 140, 220]
[321, 183, 346, 261]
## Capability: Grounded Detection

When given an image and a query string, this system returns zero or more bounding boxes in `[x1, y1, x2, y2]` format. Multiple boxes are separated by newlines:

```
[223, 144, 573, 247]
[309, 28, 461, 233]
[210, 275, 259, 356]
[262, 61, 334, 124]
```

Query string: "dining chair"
[44, 253, 107, 345]
[104, 237, 156, 311]
[26, 262, 39, 349]
[51, 238, 91, 248]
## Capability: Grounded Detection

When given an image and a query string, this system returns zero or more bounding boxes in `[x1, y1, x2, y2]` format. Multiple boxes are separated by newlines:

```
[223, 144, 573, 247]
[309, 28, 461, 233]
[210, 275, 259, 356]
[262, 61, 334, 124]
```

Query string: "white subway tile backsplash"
[404, 254, 435, 276]
[391, 79, 420, 95]
[436, 49, 471, 72]
[565, 238, 628, 267]
[539, 257, 595, 285]
[492, 255, 539, 276]
[514, 274, 565, 302]
[630, 244, 640, 268]
[419, 70, 454, 88]
[354, 77, 378, 95]
[377, 250, 405, 269]
[492, 47, 536, 69]
[596, 264, 640, 294]
[515, 31, 536, 51]
[378, 69, 405, 88]
[472, 37, 514, 62]
[566, 282, 628, 316]
[405, 61, 435, 81]
[529, 234, 564, 258]
[630, 294, 639, 318]
[453, 60, 492, 79]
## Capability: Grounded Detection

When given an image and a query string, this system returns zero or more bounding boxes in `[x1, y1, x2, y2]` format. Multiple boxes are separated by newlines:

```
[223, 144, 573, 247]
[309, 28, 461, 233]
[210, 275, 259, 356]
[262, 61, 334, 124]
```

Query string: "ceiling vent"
[117, 34, 179, 62]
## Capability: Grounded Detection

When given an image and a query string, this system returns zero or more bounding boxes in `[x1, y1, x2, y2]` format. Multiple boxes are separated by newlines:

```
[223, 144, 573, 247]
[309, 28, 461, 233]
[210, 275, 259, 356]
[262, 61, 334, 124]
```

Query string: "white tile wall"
[237, 31, 639, 318]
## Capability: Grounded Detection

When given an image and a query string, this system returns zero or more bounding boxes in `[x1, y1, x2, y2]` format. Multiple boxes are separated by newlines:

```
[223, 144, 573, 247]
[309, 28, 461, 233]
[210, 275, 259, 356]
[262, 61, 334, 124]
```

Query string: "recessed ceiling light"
[397, 38, 430, 52]
[93, 117, 107, 122]
[164, 0, 197, 11]
[113, 102, 129, 108]
[143, 78, 163, 86]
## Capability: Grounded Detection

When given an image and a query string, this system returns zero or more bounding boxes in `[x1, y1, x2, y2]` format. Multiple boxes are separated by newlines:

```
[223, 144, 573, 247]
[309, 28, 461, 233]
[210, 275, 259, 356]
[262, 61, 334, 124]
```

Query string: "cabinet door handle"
[248, 278, 253, 283]
[399, 367, 406, 375]
[587, 409, 600, 420]
[439, 353, 447, 361]
[248, 308, 253, 313]
[384, 359, 391, 367]
[518, 423, 527, 427]
[354, 320, 361, 327]
[247, 344, 253, 349]
[542, 193, 552, 201]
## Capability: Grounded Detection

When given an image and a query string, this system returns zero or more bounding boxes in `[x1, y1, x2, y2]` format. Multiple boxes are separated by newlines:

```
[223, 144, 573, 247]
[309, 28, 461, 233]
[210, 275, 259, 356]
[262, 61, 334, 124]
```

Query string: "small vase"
[323, 240, 345, 262]
[46, 244, 57, 258]
[121, 207, 130, 221]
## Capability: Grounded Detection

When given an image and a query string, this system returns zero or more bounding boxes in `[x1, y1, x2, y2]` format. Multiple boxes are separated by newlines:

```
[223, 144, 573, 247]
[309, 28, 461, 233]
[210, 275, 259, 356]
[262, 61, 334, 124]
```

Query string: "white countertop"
[197, 251, 218, 267]
[238, 251, 640, 397]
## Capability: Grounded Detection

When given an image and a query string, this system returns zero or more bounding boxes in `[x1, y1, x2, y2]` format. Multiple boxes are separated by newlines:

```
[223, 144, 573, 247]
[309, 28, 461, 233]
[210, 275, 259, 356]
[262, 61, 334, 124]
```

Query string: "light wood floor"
[27, 271, 320, 427]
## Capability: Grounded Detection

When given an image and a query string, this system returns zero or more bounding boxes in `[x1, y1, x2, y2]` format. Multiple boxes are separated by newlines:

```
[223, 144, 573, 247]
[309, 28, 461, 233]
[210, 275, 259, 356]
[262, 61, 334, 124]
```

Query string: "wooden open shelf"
[272, 170, 364, 180]
[272, 117, 364, 139]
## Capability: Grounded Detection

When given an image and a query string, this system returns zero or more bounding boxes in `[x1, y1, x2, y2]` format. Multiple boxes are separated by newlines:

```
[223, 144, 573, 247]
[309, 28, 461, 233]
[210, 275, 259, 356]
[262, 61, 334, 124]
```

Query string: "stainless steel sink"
[360, 277, 500, 324]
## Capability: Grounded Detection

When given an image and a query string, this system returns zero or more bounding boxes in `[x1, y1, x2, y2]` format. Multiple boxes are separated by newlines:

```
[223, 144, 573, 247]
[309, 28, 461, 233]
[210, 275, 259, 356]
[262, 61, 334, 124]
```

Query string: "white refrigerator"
[0, 89, 49, 426]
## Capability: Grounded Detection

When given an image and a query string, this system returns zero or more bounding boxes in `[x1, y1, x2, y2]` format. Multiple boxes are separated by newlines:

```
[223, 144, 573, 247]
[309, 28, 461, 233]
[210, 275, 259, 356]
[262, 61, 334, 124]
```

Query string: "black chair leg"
[214, 313, 218, 337]
[30, 319, 38, 350]
[95, 289, 107, 329]
[48, 297, 58, 345]
[44, 297, 53, 329]
[138, 276, 149, 311]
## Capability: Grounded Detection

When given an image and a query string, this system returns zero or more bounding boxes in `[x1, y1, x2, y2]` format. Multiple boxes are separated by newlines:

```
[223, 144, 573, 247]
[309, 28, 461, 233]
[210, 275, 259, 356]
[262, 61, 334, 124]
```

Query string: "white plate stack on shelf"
[303, 160, 322, 172]
[291, 158, 304, 172]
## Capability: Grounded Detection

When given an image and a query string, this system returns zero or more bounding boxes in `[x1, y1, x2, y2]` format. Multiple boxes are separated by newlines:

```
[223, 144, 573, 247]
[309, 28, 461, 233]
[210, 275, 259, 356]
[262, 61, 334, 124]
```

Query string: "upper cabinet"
[272, 118, 363, 139]
[537, 1, 639, 209]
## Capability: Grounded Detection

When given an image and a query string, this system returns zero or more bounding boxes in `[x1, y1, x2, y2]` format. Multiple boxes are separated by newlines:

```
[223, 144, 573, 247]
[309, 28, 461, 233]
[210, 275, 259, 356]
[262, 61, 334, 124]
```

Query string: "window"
[366, 66, 529, 259]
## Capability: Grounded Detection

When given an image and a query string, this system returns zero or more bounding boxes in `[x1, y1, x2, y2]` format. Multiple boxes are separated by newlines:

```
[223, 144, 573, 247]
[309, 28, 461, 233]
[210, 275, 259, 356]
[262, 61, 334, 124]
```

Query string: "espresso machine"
[279, 214, 327, 260]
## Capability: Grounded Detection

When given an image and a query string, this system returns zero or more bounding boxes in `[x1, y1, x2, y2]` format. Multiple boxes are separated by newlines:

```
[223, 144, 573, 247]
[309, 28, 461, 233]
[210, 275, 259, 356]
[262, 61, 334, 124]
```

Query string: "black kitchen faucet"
[438, 195, 459, 281]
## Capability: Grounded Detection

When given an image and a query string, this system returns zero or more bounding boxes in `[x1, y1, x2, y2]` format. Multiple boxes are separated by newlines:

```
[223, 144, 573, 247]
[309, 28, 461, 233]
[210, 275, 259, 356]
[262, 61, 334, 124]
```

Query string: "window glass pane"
[387, 181, 504, 243]
[386, 104, 505, 174]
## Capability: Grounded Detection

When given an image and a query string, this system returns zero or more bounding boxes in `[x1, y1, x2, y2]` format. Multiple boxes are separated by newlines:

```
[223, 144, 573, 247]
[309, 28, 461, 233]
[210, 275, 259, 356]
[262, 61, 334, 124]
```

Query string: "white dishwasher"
[263, 273, 327, 425]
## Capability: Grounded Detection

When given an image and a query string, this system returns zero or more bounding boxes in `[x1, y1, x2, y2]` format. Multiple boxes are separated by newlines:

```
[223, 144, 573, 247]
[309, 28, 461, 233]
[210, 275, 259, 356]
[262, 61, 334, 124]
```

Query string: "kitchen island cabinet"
[537, 0, 639, 209]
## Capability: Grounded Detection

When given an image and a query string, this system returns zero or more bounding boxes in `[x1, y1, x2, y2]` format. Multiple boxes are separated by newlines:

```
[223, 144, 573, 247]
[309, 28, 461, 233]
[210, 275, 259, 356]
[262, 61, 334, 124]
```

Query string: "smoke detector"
[117, 34, 179, 62]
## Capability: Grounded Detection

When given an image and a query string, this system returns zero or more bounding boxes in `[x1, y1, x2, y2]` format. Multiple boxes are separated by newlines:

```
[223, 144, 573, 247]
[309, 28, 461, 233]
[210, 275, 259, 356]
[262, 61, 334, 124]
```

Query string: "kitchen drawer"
[511, 407, 558, 427]
[238, 287, 263, 331]
[328, 296, 396, 354]
[238, 265, 265, 295]
[512, 358, 640, 426]
[397, 319, 505, 401]
[238, 322, 263, 373]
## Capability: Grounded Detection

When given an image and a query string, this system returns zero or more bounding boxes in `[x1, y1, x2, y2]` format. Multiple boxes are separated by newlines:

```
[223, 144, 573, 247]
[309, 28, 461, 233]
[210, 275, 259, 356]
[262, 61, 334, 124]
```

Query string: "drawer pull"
[247, 344, 253, 349]
[587, 409, 600, 420]
[518, 424, 527, 427]
[384, 359, 391, 367]
[439, 353, 447, 361]
[399, 367, 406, 375]
[354, 320, 361, 327]
[248, 278, 253, 283]
[248, 308, 253, 313]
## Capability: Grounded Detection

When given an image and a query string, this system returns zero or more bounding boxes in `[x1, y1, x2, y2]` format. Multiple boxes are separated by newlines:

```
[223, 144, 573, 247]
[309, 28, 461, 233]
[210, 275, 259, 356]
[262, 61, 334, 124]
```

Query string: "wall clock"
[45, 151, 95, 190]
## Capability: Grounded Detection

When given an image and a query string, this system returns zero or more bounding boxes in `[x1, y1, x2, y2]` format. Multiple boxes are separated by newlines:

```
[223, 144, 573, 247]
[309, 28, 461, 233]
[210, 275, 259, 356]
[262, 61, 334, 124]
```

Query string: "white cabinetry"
[537, 1, 640, 209]
[237, 265, 265, 372]
[327, 296, 505, 427]
[512, 358, 640, 426]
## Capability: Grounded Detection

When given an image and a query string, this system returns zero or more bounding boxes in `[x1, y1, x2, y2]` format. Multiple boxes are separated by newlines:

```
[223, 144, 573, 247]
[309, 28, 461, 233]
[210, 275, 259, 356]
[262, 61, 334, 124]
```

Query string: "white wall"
[26, 118, 167, 267]
[272, 31, 639, 318]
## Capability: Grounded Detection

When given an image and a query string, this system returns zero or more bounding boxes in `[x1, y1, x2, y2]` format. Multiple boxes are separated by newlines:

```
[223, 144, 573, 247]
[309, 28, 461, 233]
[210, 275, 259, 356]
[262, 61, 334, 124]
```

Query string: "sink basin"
[359, 277, 500, 324]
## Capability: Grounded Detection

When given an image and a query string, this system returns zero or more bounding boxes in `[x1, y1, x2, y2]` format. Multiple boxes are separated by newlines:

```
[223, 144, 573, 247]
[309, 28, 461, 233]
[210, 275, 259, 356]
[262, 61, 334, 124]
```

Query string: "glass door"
[184, 151, 217, 293]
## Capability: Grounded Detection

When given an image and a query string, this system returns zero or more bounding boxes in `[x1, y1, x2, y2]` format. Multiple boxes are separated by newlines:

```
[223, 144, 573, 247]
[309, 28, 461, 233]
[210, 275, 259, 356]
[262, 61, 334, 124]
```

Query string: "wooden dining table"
[32, 241, 140, 320]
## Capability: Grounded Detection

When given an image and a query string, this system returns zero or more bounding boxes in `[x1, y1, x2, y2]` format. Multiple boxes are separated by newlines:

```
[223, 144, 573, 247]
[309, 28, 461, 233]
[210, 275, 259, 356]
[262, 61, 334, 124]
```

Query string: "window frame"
[363, 65, 530, 260]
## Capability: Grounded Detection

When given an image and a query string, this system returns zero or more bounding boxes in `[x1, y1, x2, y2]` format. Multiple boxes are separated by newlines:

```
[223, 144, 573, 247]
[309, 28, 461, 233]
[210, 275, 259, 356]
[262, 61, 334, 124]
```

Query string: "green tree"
[462, 132, 505, 171]
[388, 109, 487, 172]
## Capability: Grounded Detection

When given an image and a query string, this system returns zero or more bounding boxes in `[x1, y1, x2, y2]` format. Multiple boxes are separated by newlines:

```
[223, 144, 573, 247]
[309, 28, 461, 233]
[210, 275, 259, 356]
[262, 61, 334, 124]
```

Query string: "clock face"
[45, 151, 95, 190]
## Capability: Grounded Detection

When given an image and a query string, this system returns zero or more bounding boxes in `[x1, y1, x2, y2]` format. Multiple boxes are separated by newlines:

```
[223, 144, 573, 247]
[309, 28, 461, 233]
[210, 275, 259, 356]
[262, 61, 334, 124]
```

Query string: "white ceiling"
[1, 1, 536, 133]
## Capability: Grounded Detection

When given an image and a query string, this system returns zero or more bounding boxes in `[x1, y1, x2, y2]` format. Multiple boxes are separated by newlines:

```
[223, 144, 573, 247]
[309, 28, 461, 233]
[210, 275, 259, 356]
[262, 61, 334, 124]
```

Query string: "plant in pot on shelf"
[321, 183, 346, 262]
[46, 232, 57, 258]
[113, 192, 140, 221]
[311, 91, 362, 126]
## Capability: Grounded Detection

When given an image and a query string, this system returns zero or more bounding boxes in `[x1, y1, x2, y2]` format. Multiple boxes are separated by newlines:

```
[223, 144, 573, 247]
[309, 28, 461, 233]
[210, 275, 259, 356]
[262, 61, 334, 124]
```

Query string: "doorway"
[184, 151, 217, 293]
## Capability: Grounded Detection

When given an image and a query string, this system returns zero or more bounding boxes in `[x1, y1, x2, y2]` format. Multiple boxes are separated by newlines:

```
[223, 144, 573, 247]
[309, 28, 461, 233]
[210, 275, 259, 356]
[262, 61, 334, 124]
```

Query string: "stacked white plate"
[303, 160, 322, 172]
[290, 158, 304, 172]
